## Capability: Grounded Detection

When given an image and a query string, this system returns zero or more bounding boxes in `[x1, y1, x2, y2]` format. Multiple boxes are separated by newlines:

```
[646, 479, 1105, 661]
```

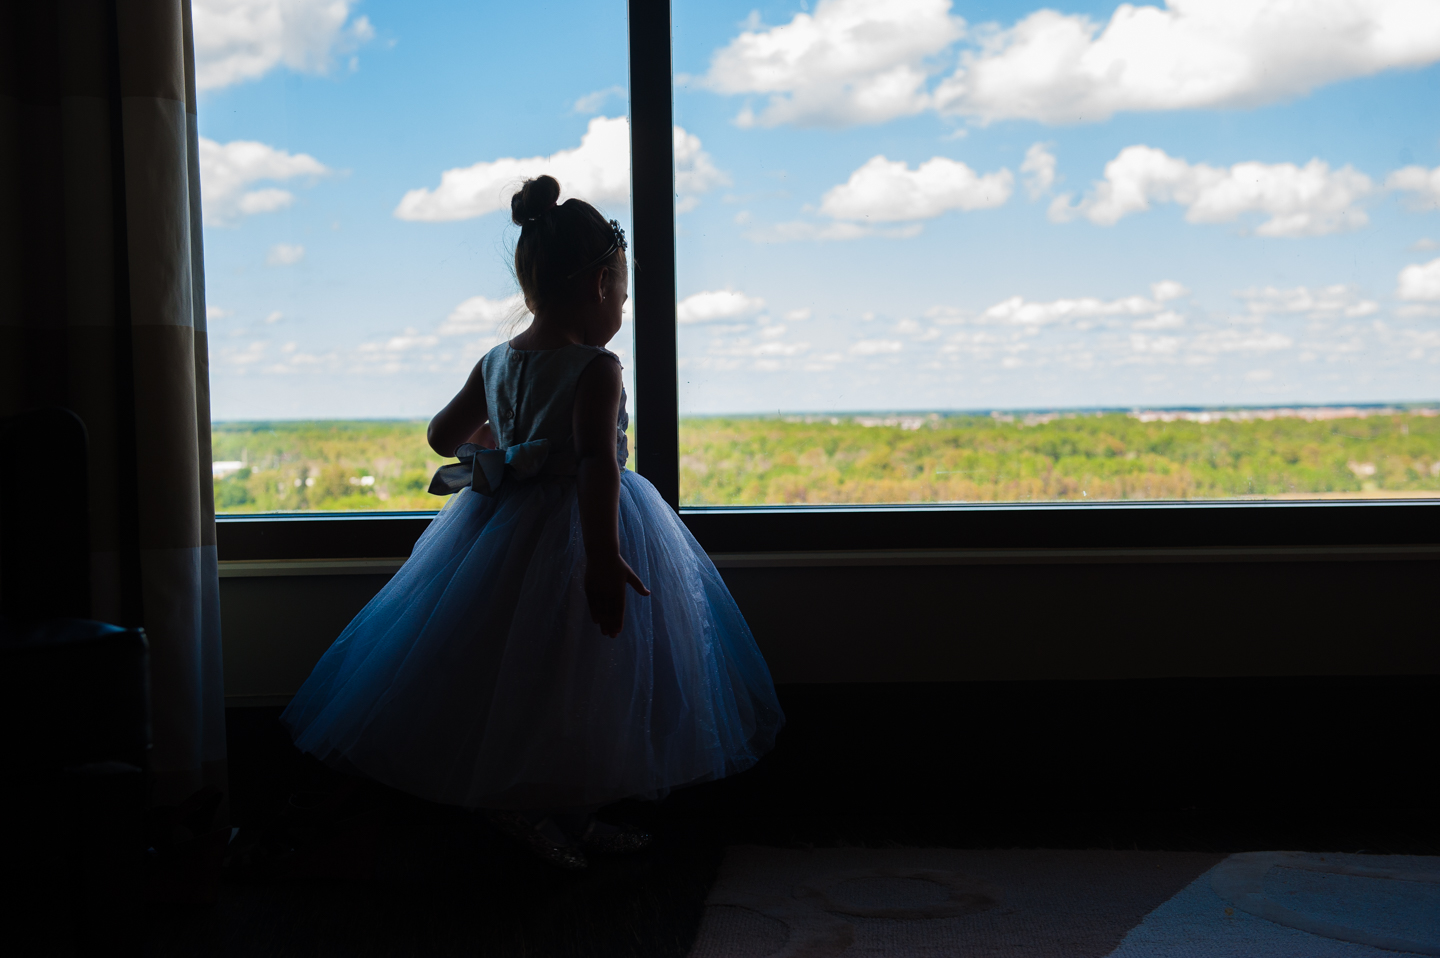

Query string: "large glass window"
[200, 0, 631, 512]
[671, 0, 1440, 505]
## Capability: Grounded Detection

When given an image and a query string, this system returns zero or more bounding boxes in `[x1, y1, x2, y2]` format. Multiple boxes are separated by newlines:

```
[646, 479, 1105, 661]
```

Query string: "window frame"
[213, 0, 1440, 563]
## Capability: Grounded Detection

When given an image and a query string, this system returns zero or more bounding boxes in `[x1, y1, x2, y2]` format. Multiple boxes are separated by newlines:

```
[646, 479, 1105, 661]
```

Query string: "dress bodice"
[480, 342, 629, 469]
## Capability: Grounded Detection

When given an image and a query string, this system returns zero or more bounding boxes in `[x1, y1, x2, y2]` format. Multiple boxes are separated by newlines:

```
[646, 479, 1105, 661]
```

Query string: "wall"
[219, 556, 1440, 704]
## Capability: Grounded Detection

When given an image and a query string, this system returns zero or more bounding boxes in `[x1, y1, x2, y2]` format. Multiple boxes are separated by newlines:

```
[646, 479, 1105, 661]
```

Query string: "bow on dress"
[427, 439, 551, 496]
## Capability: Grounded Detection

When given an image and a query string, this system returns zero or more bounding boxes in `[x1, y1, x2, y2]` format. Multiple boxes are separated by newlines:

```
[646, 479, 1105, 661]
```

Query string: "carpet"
[688, 847, 1439, 957]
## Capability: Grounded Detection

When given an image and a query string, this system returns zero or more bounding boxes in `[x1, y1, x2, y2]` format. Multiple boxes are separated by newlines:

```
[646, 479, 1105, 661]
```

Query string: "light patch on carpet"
[689, 846, 1221, 957]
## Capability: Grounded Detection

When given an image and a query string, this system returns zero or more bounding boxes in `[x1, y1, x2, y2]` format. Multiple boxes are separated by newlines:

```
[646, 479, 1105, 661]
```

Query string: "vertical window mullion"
[627, 0, 680, 510]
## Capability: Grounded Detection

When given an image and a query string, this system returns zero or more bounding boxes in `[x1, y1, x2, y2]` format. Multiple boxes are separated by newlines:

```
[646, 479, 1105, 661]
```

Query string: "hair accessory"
[565, 220, 627, 281]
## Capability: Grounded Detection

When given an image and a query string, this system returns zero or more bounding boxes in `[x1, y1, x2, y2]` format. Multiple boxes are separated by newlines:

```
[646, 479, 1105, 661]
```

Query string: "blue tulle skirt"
[281, 470, 784, 810]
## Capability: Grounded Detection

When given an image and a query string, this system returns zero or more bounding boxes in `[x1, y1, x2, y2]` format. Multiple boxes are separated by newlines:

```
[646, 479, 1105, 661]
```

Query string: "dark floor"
[144, 677, 1438, 957]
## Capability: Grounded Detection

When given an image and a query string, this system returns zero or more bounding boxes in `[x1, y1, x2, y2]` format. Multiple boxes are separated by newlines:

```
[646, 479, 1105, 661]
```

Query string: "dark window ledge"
[216, 499, 1440, 562]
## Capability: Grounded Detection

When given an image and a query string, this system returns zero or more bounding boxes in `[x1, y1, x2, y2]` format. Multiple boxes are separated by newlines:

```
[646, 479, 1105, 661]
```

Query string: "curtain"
[0, 0, 226, 810]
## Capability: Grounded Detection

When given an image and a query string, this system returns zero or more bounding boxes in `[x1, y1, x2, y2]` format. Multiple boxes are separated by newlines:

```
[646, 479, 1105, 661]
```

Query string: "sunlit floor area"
[141, 679, 1438, 957]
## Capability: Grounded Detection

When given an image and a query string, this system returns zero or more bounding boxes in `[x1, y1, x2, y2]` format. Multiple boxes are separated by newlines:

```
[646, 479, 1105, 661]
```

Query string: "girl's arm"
[427, 360, 490, 456]
[573, 354, 649, 637]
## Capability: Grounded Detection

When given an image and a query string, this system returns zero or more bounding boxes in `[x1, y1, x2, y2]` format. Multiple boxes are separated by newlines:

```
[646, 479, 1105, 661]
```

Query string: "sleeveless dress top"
[282, 342, 784, 810]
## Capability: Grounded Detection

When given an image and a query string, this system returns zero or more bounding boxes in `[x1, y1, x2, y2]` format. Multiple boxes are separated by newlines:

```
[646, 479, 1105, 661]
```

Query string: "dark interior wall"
[219, 557, 1439, 703]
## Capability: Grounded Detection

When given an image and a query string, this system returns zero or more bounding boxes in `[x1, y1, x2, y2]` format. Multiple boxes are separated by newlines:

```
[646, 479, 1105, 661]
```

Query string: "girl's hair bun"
[511, 175, 562, 225]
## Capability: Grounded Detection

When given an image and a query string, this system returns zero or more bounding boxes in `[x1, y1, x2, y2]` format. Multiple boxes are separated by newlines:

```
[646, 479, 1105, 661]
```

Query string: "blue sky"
[199, 0, 1440, 419]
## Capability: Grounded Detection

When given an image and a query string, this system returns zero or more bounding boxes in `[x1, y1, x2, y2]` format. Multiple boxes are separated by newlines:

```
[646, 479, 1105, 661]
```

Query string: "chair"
[0, 408, 150, 956]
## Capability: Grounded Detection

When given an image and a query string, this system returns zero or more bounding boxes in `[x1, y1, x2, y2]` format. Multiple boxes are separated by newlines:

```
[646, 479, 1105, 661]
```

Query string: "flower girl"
[282, 175, 784, 868]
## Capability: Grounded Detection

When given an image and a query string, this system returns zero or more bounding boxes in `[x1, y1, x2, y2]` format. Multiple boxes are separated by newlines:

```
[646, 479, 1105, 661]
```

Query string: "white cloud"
[1150, 280, 1189, 302]
[193, 0, 374, 91]
[1132, 311, 1186, 330]
[207, 306, 233, 320]
[698, 0, 965, 127]
[678, 289, 766, 324]
[358, 328, 440, 354]
[264, 311, 283, 324]
[1397, 257, 1440, 301]
[1387, 165, 1440, 210]
[933, 0, 1440, 124]
[574, 85, 626, 114]
[818, 155, 1013, 221]
[1236, 284, 1378, 319]
[1414, 238, 1440, 251]
[438, 294, 528, 336]
[394, 118, 723, 221]
[673, 126, 732, 211]
[850, 339, 904, 355]
[266, 243, 305, 266]
[785, 307, 813, 321]
[978, 285, 1182, 327]
[1129, 333, 1182, 354]
[394, 116, 628, 222]
[199, 137, 330, 225]
[1188, 329, 1294, 353]
[1050, 146, 1373, 237]
[1020, 143, 1056, 199]
[744, 220, 924, 243]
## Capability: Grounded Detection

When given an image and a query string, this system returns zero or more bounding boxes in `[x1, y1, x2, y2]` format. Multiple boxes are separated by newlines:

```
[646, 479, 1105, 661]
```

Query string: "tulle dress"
[281, 343, 784, 810]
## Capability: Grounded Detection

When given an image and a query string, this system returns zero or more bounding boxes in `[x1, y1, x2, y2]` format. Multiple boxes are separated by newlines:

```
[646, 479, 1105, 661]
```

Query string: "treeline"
[211, 411, 1440, 513]
[211, 420, 441, 512]
[678, 410, 1440, 504]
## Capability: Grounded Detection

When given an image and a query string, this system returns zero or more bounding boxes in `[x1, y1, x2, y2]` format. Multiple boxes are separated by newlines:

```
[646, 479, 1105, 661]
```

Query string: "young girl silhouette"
[282, 175, 784, 868]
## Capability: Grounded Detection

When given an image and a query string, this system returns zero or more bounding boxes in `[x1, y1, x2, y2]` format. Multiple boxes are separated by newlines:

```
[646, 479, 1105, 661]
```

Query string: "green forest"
[212, 409, 1440, 513]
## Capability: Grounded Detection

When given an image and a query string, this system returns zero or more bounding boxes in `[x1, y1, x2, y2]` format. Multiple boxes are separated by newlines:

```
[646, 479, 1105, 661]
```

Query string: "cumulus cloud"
[850, 339, 904, 355]
[266, 243, 305, 266]
[1020, 143, 1057, 199]
[193, 0, 374, 91]
[1050, 146, 1373, 237]
[978, 282, 1187, 328]
[394, 118, 723, 221]
[437, 294, 528, 336]
[698, 0, 965, 127]
[1387, 165, 1440, 211]
[1188, 329, 1294, 353]
[1150, 280, 1189, 302]
[933, 0, 1440, 124]
[574, 85, 626, 114]
[818, 155, 1013, 221]
[697, 1, 1440, 128]
[673, 126, 732, 212]
[199, 137, 330, 225]
[1236, 285, 1379, 319]
[744, 221, 924, 243]
[1397, 257, 1440, 301]
[677, 290, 766, 325]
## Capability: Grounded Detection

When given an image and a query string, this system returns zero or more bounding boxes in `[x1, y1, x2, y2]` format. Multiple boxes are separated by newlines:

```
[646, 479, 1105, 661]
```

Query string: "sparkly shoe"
[579, 820, 653, 855]
[487, 811, 588, 870]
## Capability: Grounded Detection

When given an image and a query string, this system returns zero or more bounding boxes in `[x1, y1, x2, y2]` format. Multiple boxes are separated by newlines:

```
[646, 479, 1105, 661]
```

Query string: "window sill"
[216, 498, 1440, 562]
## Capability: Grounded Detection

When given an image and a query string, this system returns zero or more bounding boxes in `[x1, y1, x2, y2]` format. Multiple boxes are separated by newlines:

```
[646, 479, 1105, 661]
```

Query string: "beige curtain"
[0, 0, 226, 808]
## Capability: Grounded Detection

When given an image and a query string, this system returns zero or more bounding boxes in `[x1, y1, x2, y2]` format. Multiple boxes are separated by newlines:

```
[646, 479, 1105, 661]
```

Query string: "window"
[669, 0, 1440, 506]
[200, 0, 631, 513]
[212, 0, 1440, 561]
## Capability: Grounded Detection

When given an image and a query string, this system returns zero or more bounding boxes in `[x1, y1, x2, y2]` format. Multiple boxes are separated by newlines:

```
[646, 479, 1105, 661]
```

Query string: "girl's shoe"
[579, 819, 653, 855]
[487, 811, 588, 870]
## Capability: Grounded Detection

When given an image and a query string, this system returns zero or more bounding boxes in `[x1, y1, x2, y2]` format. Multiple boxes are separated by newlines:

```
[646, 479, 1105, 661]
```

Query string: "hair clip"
[565, 220, 627, 280]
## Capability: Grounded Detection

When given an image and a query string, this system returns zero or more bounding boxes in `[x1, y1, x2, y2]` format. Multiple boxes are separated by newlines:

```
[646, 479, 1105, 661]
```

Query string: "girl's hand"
[584, 553, 650, 637]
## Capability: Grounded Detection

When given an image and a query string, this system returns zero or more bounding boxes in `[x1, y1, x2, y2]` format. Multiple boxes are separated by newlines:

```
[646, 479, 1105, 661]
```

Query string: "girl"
[281, 175, 784, 869]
